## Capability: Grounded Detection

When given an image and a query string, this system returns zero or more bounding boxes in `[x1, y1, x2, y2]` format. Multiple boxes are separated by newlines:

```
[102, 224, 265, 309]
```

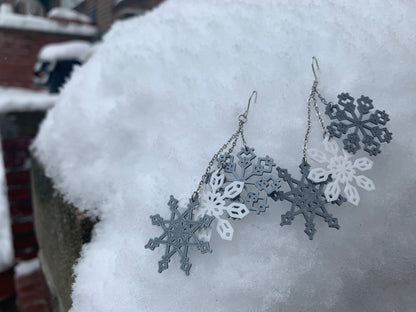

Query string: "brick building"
[0, 1, 96, 310]
[0, 1, 163, 310]
[74, 0, 165, 33]
[0, 1, 96, 89]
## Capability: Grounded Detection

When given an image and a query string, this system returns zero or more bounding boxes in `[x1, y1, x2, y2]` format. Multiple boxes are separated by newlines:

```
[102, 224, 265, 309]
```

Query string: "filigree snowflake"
[217, 147, 281, 214]
[272, 161, 346, 240]
[145, 195, 214, 275]
[326, 93, 392, 156]
[307, 136, 375, 206]
[194, 169, 249, 241]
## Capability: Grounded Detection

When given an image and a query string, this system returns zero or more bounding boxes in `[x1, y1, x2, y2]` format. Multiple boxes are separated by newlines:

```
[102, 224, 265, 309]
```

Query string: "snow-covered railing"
[47, 7, 92, 25]
[0, 4, 96, 36]
[0, 88, 57, 114]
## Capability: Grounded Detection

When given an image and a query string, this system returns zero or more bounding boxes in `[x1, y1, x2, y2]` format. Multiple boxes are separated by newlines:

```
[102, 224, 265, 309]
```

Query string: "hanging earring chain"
[302, 57, 331, 162]
[192, 91, 257, 199]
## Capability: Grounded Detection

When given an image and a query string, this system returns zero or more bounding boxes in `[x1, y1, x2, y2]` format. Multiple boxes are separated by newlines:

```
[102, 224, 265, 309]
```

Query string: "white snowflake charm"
[194, 169, 249, 241]
[307, 136, 376, 206]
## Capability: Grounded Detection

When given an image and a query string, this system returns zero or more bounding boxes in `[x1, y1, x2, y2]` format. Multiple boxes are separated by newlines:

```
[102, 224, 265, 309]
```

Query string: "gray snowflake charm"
[271, 161, 346, 240]
[145, 195, 214, 275]
[217, 147, 281, 214]
[326, 93, 392, 156]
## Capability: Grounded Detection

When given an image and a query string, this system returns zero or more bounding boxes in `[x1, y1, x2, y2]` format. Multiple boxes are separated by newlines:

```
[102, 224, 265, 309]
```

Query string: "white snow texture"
[47, 7, 92, 24]
[14, 258, 40, 278]
[0, 145, 13, 272]
[0, 87, 57, 113]
[38, 40, 93, 63]
[0, 5, 96, 36]
[33, 1, 416, 311]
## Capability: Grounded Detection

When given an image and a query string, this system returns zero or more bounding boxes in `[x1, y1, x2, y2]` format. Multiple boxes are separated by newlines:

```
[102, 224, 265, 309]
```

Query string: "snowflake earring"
[206, 92, 282, 218]
[269, 58, 352, 240]
[193, 91, 281, 242]
[305, 57, 391, 206]
[310, 59, 393, 156]
[145, 92, 256, 275]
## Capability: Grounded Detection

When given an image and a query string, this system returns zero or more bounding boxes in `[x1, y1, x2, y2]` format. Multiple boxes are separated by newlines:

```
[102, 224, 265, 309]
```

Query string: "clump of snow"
[0, 3, 12, 15]
[38, 41, 93, 63]
[48, 7, 91, 24]
[34, 0, 416, 311]
[0, 145, 14, 272]
[14, 258, 40, 278]
[0, 9, 96, 36]
[0, 87, 57, 113]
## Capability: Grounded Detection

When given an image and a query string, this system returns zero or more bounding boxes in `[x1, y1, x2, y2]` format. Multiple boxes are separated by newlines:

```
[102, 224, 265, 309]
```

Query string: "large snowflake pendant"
[307, 136, 375, 206]
[194, 169, 249, 241]
[217, 147, 281, 214]
[145, 195, 215, 275]
[271, 161, 346, 240]
[326, 93, 392, 156]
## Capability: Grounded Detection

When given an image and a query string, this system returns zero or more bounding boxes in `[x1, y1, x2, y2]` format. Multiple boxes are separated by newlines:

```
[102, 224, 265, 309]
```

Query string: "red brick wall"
[0, 114, 45, 261]
[15, 269, 52, 312]
[0, 28, 93, 89]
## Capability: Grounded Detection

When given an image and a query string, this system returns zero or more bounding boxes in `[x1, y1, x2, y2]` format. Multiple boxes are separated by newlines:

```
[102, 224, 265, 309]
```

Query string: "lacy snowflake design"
[326, 93, 392, 156]
[145, 195, 214, 275]
[217, 147, 281, 214]
[307, 136, 375, 206]
[271, 161, 346, 240]
[194, 169, 249, 241]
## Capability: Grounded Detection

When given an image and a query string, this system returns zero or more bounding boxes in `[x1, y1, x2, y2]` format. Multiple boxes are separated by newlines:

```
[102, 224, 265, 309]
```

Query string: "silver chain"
[313, 92, 328, 138]
[302, 81, 314, 162]
[302, 57, 332, 162]
[192, 91, 257, 199]
[316, 90, 333, 107]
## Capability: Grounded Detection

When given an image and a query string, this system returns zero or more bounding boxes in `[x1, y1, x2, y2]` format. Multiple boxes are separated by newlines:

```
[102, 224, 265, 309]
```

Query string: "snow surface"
[33, 0, 416, 311]
[14, 258, 40, 277]
[0, 7, 96, 36]
[38, 40, 93, 62]
[48, 7, 91, 24]
[0, 87, 57, 113]
[0, 144, 13, 272]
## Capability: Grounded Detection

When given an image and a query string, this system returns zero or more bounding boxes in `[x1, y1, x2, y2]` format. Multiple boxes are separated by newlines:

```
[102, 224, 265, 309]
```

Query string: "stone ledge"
[30, 154, 96, 312]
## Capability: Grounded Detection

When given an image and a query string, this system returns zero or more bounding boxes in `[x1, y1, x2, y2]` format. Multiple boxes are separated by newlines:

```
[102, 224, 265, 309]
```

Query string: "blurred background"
[0, 1, 163, 311]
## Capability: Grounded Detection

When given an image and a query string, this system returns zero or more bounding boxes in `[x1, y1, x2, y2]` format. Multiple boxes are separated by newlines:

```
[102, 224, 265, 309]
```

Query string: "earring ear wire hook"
[240, 90, 257, 122]
[312, 56, 319, 81]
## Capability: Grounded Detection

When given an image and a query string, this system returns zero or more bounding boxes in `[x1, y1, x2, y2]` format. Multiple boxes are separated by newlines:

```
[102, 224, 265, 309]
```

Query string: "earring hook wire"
[240, 90, 257, 122]
[312, 56, 319, 81]
[192, 90, 257, 200]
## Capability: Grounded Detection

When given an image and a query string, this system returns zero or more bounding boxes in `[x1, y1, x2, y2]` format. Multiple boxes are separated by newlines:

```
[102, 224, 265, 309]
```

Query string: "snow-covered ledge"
[32, 1, 416, 311]
[0, 4, 96, 36]
[0, 87, 57, 114]
[30, 155, 96, 312]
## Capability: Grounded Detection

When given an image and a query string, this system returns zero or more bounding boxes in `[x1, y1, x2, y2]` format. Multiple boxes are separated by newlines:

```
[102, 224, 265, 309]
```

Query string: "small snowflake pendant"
[217, 146, 281, 214]
[271, 160, 345, 240]
[194, 169, 249, 241]
[307, 136, 375, 206]
[326, 93, 392, 156]
[145, 195, 215, 275]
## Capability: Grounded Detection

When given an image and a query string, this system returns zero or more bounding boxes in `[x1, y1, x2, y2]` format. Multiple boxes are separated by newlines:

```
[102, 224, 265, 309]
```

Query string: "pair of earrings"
[145, 57, 393, 275]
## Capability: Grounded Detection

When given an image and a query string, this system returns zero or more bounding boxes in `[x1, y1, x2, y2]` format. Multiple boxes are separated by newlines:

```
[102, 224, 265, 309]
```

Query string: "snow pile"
[34, 0, 416, 311]
[14, 258, 40, 278]
[0, 146, 13, 272]
[38, 41, 93, 63]
[0, 5, 96, 36]
[48, 7, 91, 24]
[0, 87, 57, 113]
